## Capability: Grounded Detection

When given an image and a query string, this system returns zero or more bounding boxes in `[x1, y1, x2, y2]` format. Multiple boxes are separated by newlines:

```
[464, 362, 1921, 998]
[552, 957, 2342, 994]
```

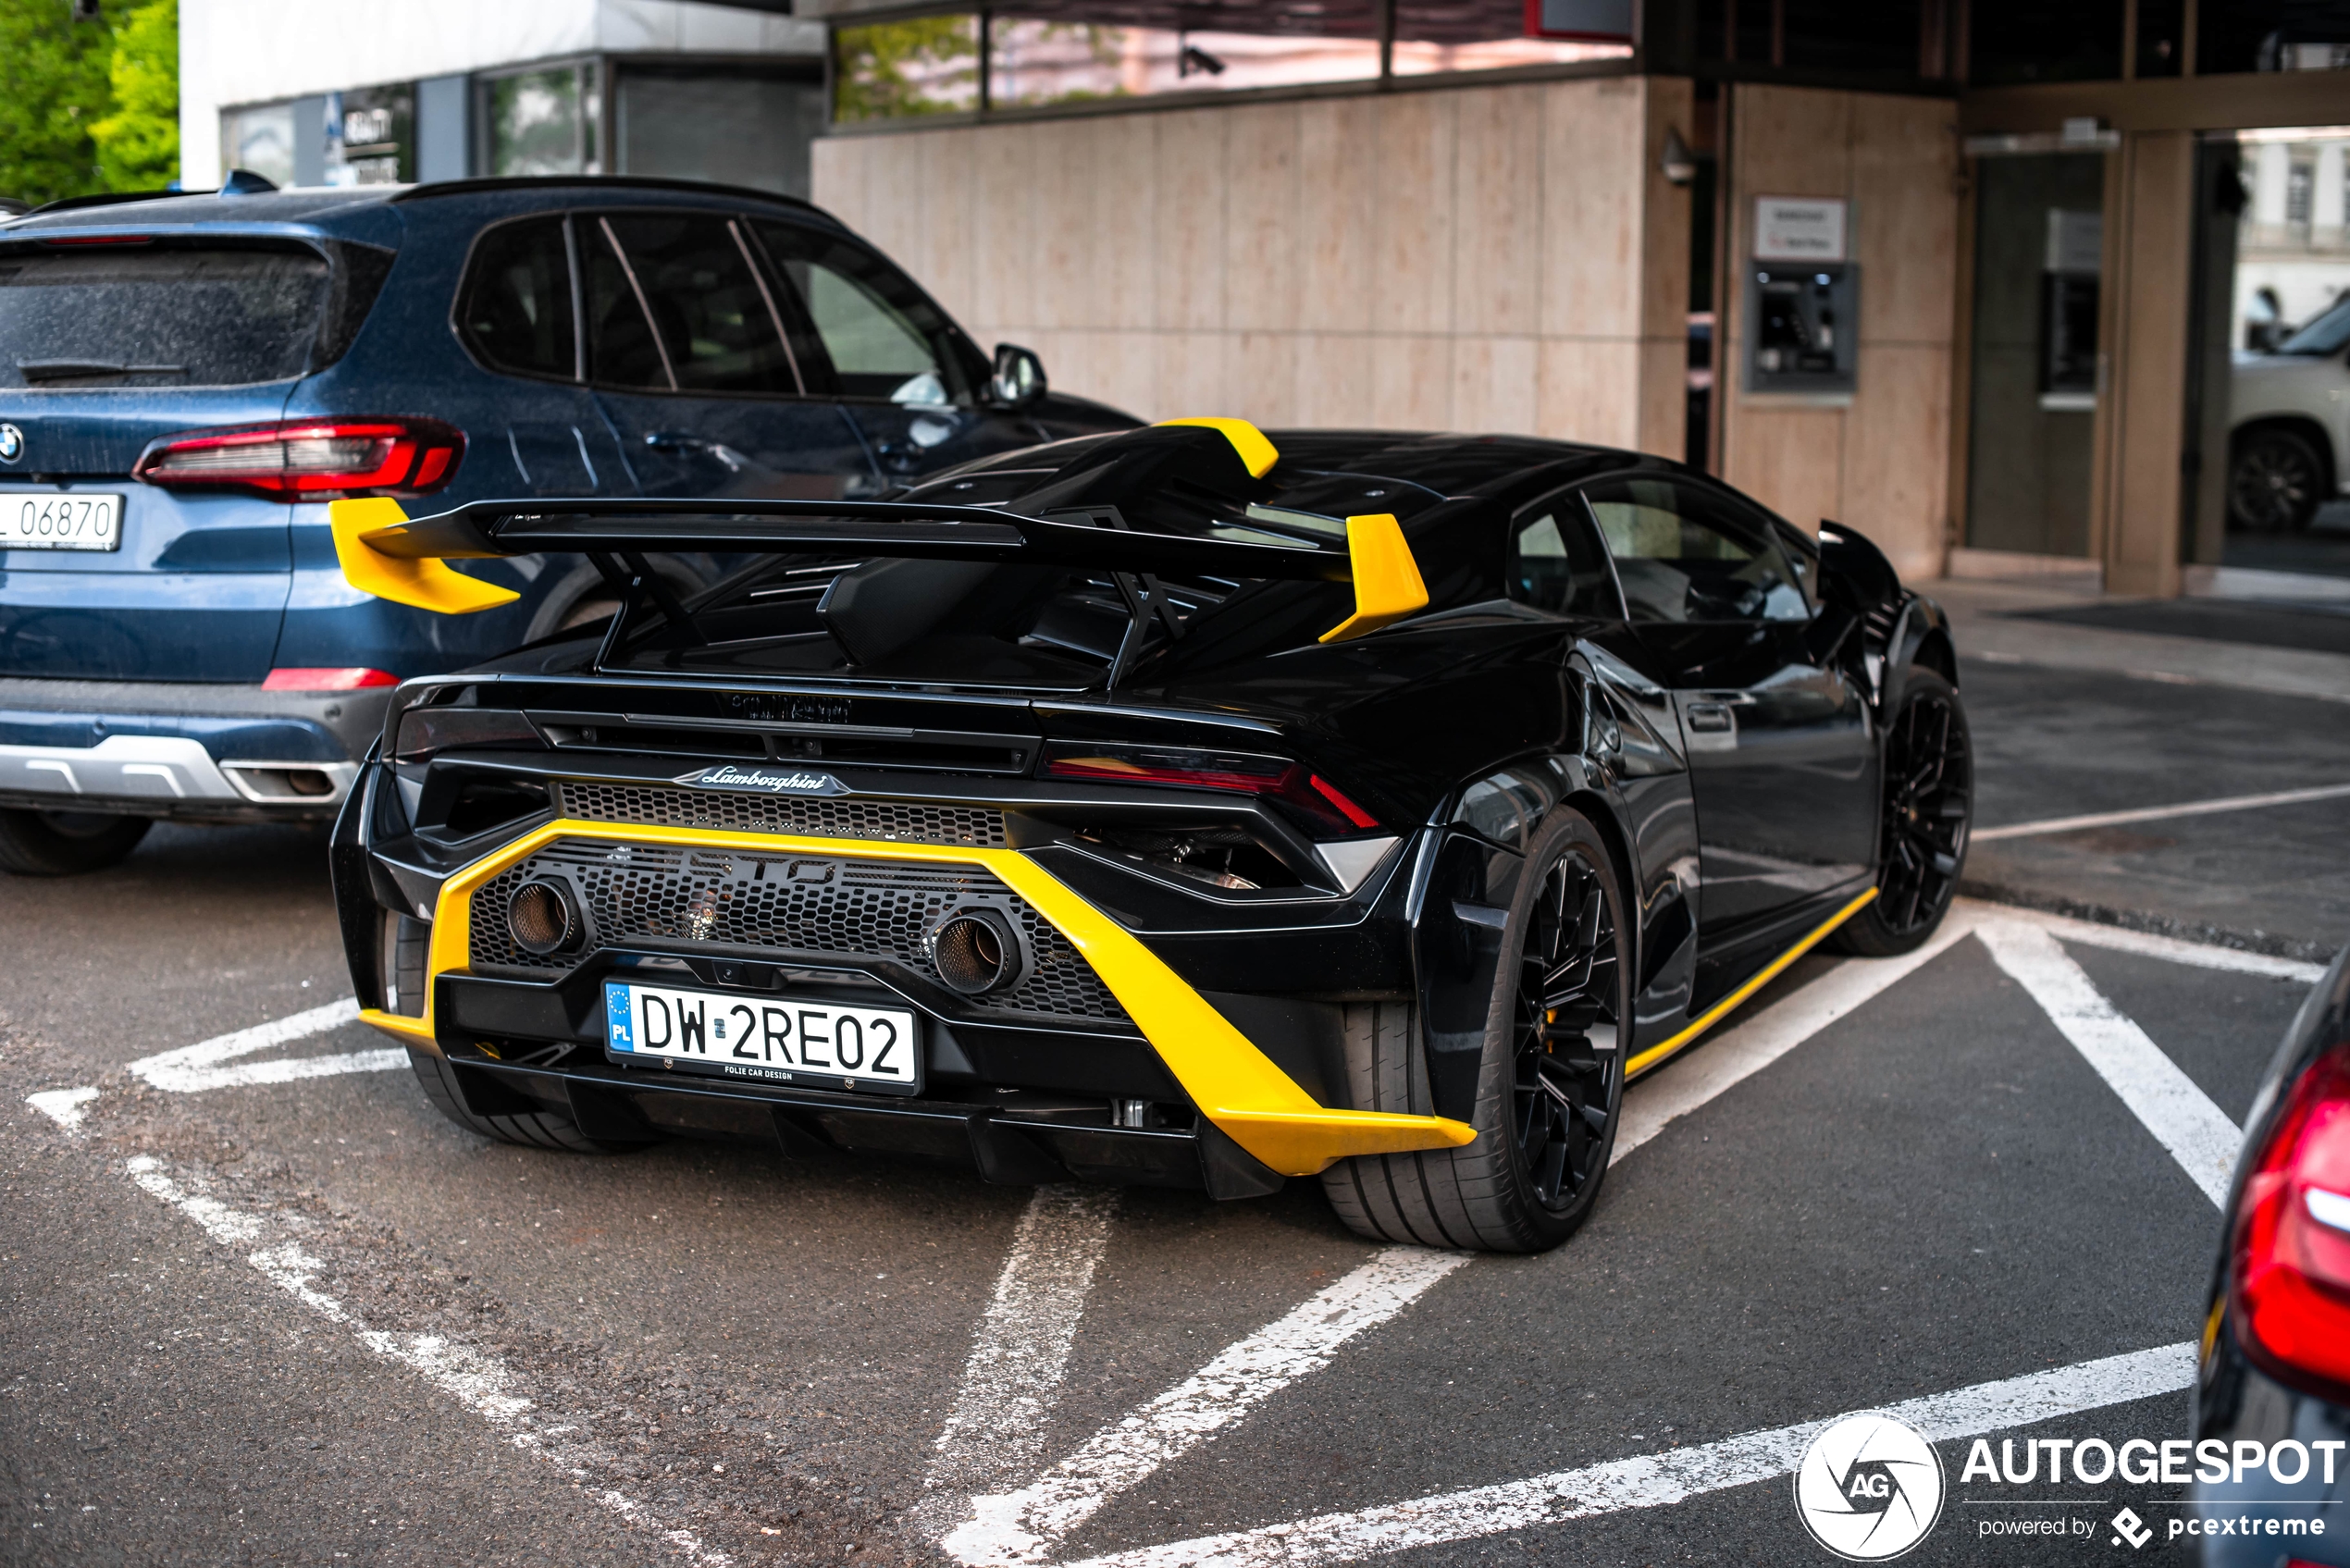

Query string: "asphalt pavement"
[5, 601, 2345, 1568]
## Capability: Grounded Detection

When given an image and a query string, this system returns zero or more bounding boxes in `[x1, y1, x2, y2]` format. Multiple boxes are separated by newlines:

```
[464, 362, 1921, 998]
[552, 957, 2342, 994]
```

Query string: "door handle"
[644, 432, 746, 473]
[1686, 701, 1734, 733]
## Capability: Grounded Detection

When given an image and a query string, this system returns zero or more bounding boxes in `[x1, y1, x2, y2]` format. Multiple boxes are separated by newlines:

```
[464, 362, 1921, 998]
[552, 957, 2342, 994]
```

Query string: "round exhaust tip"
[929, 907, 1023, 995]
[506, 879, 582, 957]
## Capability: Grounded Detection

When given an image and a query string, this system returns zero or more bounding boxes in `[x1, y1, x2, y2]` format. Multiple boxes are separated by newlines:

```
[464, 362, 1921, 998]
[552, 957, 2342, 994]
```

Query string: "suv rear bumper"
[0, 677, 390, 821]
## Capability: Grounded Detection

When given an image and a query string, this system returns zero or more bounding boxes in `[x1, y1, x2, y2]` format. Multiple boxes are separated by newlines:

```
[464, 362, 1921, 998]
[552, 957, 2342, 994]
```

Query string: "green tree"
[92, 0, 179, 191]
[833, 16, 979, 123]
[0, 0, 118, 206]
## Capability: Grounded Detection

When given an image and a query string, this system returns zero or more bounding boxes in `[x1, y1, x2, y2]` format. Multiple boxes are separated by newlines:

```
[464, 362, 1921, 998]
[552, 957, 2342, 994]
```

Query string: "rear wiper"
[17, 359, 187, 384]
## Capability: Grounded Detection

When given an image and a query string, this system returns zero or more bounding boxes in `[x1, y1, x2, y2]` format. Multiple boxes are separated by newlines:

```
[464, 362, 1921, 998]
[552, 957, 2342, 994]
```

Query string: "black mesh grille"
[468, 838, 1126, 1023]
[551, 781, 1007, 846]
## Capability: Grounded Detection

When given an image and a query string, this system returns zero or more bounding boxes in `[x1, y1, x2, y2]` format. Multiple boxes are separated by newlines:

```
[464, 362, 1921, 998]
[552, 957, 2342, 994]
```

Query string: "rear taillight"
[1043, 744, 1379, 833]
[134, 418, 464, 500]
[262, 667, 400, 691]
[2231, 1040, 2350, 1396]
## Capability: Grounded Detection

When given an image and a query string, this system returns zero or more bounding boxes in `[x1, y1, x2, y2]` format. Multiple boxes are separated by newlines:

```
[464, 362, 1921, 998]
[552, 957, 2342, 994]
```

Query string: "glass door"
[1963, 152, 2109, 559]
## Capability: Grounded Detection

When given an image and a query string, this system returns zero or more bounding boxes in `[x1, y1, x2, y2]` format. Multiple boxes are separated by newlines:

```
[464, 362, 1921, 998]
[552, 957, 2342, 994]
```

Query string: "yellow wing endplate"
[1156, 416, 1280, 479]
[328, 498, 520, 615]
[1318, 512, 1429, 644]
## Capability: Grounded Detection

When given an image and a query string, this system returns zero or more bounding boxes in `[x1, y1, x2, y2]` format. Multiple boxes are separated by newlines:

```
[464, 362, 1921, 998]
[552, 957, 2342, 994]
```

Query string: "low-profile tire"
[381, 911, 638, 1154]
[2228, 427, 2326, 533]
[0, 809, 151, 875]
[1830, 668, 1973, 957]
[1320, 808, 1630, 1253]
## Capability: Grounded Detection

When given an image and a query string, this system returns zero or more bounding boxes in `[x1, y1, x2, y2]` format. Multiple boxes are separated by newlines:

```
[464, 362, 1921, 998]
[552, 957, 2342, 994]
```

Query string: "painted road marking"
[918, 1186, 1123, 1539]
[127, 997, 403, 1093]
[1051, 1342, 2198, 1568]
[944, 1248, 1470, 1566]
[26, 1087, 98, 1130]
[121, 1154, 731, 1565]
[1972, 781, 2350, 842]
[1980, 920, 2245, 1207]
[1986, 902, 2326, 983]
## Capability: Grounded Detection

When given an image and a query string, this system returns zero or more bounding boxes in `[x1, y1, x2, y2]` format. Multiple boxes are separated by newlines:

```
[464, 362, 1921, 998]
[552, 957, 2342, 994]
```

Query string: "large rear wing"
[326, 418, 1429, 646]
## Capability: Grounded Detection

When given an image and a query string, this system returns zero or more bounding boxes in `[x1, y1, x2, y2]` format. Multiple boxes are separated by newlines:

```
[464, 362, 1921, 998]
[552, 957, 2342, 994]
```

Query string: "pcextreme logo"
[1794, 1414, 1948, 1561]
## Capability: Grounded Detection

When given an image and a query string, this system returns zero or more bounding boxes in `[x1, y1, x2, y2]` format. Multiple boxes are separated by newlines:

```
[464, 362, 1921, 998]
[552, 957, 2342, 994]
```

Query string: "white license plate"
[3, 492, 122, 551]
[602, 981, 921, 1094]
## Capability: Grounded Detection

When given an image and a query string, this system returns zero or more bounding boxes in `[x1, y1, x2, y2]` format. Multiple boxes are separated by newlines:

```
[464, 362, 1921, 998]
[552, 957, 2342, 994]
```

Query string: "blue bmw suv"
[0, 175, 1134, 873]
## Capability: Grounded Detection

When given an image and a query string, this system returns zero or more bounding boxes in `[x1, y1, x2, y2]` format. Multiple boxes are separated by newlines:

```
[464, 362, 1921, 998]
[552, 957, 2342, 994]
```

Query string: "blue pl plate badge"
[678, 764, 848, 796]
[604, 982, 636, 1050]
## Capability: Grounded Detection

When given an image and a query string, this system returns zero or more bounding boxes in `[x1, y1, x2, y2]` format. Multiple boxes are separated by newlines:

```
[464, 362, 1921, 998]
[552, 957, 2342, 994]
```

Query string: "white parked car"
[2230, 294, 2350, 532]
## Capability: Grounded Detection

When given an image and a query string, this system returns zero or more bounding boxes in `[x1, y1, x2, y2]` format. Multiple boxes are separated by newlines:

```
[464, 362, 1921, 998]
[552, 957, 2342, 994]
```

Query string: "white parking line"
[26, 1087, 99, 1130]
[918, 1186, 1122, 1538]
[127, 997, 404, 1093]
[1988, 903, 2327, 983]
[122, 1154, 731, 1565]
[1979, 920, 2245, 1207]
[1972, 782, 2350, 842]
[944, 1247, 1470, 1566]
[1054, 1341, 2197, 1568]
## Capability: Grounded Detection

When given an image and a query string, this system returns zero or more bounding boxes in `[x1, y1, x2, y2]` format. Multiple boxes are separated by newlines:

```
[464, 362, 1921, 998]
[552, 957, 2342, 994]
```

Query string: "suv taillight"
[1042, 743, 1379, 833]
[2232, 1040, 2350, 1396]
[134, 418, 464, 499]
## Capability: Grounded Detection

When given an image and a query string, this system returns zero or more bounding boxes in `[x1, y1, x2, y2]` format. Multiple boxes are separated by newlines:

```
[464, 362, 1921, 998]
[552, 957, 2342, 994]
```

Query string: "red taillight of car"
[133, 418, 464, 500]
[1043, 745, 1379, 833]
[262, 668, 400, 692]
[2231, 1040, 2350, 1395]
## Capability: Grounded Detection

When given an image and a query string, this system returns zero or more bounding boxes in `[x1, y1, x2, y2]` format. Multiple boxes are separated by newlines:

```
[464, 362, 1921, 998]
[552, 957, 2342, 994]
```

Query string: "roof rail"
[391, 174, 824, 215]
[21, 187, 188, 217]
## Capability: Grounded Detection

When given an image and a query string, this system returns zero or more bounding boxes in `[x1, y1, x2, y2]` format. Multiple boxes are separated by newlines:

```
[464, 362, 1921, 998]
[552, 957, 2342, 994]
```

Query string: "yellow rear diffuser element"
[1318, 513, 1429, 644]
[1622, 886, 1880, 1079]
[362, 820, 1475, 1177]
[328, 497, 520, 615]
[1155, 416, 1280, 479]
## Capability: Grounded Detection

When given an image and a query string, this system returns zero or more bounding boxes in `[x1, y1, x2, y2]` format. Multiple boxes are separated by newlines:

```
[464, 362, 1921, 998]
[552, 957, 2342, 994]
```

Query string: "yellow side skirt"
[1621, 886, 1880, 1080]
[360, 819, 1474, 1179]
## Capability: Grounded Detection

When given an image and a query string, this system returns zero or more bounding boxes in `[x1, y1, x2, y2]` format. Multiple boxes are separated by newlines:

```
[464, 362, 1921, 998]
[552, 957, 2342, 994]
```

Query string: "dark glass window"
[1969, 0, 2122, 84]
[2198, 0, 2350, 75]
[583, 219, 669, 389]
[600, 213, 800, 395]
[1509, 503, 1626, 620]
[0, 242, 330, 389]
[1580, 477, 1811, 623]
[1783, 0, 1918, 73]
[455, 216, 575, 381]
[2135, 0, 2185, 77]
[755, 222, 969, 403]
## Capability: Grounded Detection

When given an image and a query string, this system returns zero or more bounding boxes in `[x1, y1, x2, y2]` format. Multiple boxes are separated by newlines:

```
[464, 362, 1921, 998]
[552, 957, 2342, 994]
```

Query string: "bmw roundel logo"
[0, 424, 21, 464]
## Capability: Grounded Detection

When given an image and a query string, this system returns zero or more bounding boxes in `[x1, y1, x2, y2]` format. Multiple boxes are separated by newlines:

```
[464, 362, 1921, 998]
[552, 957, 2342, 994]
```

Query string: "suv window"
[755, 222, 964, 405]
[599, 212, 801, 395]
[0, 241, 330, 389]
[455, 216, 575, 380]
[1508, 501, 1625, 619]
[1581, 476, 1812, 623]
[583, 217, 670, 389]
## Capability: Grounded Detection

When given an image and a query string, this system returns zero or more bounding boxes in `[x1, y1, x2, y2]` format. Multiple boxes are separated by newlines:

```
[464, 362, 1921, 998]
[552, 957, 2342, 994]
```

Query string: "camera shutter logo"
[1792, 1413, 1946, 1561]
[0, 424, 23, 464]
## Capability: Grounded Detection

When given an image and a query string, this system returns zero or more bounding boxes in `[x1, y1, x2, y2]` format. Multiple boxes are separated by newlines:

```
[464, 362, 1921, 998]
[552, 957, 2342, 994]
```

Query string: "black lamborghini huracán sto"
[329, 419, 1970, 1253]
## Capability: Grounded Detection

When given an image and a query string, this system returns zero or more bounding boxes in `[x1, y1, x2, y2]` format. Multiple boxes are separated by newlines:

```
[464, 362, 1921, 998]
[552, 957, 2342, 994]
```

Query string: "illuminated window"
[988, 6, 1382, 106]
[1390, 0, 1631, 76]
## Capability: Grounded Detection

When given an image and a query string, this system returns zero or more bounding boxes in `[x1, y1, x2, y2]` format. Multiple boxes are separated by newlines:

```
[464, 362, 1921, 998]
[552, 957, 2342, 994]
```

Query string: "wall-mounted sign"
[1754, 196, 1849, 263]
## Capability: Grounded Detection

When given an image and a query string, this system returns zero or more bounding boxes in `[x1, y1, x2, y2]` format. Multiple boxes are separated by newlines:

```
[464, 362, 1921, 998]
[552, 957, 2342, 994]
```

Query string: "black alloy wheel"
[1320, 807, 1629, 1253]
[1832, 667, 1972, 957]
[1511, 846, 1625, 1214]
[2228, 428, 2325, 533]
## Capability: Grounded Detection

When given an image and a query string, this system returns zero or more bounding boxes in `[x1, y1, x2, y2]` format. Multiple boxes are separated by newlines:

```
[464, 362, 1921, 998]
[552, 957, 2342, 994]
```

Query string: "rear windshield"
[0, 241, 332, 389]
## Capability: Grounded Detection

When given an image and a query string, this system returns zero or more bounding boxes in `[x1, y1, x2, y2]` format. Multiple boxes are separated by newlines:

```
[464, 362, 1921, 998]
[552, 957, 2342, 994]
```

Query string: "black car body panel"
[333, 424, 1948, 1200]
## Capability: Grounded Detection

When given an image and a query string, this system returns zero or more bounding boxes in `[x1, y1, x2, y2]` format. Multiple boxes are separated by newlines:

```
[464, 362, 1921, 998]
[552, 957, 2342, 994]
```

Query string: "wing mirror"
[989, 342, 1048, 410]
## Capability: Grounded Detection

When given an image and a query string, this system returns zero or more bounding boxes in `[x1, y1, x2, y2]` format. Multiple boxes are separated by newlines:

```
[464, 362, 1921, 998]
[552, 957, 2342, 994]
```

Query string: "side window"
[754, 222, 965, 406]
[597, 212, 801, 395]
[1508, 503, 1625, 620]
[583, 218, 669, 389]
[455, 216, 575, 380]
[1581, 476, 1812, 624]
